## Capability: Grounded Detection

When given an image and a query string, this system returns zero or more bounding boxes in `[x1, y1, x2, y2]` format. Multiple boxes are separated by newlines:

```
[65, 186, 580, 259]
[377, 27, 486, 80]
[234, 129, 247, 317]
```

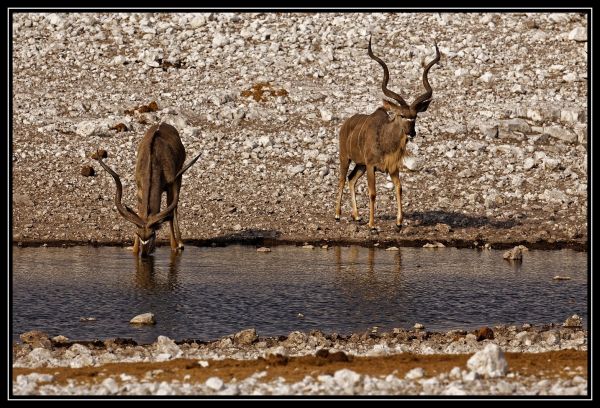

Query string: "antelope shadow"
[390, 210, 522, 229]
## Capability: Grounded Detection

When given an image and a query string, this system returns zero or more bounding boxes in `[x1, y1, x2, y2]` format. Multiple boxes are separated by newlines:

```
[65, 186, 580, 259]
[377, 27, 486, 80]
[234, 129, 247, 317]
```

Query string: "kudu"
[93, 122, 200, 256]
[335, 37, 440, 231]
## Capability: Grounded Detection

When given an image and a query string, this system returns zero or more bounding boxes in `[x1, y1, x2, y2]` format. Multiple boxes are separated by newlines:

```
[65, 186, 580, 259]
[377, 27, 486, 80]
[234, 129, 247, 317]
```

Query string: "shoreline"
[12, 320, 588, 396]
[12, 238, 589, 252]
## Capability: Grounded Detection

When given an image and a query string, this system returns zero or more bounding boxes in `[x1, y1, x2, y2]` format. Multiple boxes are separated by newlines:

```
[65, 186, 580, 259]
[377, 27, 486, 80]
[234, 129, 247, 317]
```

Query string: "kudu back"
[335, 36, 440, 231]
[93, 122, 200, 256]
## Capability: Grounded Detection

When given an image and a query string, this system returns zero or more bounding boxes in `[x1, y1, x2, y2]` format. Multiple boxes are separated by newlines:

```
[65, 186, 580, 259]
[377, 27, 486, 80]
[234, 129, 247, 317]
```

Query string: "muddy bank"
[12, 318, 588, 396]
[11, 237, 589, 252]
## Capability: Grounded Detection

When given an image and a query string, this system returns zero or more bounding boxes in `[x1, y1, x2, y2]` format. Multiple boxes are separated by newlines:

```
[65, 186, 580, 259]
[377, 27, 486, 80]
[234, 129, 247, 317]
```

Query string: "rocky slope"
[12, 12, 588, 248]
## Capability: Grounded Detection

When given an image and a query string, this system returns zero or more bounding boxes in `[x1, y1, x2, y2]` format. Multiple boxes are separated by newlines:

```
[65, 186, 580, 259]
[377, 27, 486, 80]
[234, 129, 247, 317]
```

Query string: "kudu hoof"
[335, 216, 340, 222]
[395, 223, 403, 231]
[369, 227, 379, 235]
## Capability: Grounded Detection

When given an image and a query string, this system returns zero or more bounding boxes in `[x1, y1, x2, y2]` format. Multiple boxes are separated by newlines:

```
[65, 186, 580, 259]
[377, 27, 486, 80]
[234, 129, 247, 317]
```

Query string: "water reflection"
[334, 246, 404, 302]
[134, 251, 181, 291]
[12, 246, 587, 343]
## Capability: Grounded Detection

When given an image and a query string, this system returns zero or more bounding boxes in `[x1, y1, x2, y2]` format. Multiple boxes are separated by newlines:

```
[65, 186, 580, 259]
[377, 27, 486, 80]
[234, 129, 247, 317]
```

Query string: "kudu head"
[368, 36, 441, 140]
[92, 149, 186, 257]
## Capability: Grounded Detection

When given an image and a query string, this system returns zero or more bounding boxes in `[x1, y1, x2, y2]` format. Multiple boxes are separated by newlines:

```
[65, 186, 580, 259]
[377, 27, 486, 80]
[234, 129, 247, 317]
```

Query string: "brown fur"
[94, 122, 201, 257]
[335, 39, 440, 230]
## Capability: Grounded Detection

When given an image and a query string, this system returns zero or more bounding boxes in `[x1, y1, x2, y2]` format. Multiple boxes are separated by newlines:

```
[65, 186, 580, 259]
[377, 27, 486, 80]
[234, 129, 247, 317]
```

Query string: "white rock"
[540, 188, 570, 204]
[466, 343, 508, 378]
[448, 366, 462, 380]
[46, 13, 63, 26]
[562, 72, 578, 82]
[443, 384, 467, 395]
[543, 157, 560, 171]
[560, 109, 581, 124]
[479, 72, 494, 83]
[333, 369, 361, 388]
[212, 33, 229, 48]
[155, 335, 181, 358]
[545, 125, 577, 143]
[258, 135, 272, 147]
[568, 27, 587, 42]
[403, 155, 421, 171]
[523, 157, 535, 170]
[288, 164, 305, 175]
[462, 370, 479, 381]
[206, 377, 224, 391]
[101, 378, 119, 394]
[320, 109, 333, 122]
[454, 68, 469, 77]
[190, 15, 206, 28]
[405, 367, 425, 380]
[130, 312, 156, 325]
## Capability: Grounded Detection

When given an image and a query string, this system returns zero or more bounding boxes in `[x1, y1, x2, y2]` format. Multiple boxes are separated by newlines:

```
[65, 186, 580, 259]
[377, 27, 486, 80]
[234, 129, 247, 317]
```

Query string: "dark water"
[12, 245, 587, 344]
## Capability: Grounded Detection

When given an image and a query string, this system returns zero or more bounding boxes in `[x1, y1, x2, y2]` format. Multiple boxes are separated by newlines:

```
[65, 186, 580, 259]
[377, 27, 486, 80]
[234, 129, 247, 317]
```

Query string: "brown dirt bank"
[12, 350, 588, 387]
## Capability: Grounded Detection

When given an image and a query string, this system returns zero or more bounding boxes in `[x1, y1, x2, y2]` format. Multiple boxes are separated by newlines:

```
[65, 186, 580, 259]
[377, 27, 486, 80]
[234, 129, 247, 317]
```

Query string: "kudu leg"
[390, 172, 403, 229]
[133, 235, 140, 255]
[348, 164, 366, 221]
[366, 165, 377, 230]
[167, 180, 184, 251]
[335, 158, 351, 221]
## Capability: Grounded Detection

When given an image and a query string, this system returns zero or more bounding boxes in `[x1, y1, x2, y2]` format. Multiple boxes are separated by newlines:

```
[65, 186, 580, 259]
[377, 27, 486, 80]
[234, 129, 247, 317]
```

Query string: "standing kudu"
[93, 122, 200, 256]
[335, 36, 440, 231]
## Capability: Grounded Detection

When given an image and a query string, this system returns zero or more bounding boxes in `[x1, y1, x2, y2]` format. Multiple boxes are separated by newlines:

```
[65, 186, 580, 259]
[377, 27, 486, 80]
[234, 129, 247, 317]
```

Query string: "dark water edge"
[12, 238, 589, 252]
[12, 245, 588, 344]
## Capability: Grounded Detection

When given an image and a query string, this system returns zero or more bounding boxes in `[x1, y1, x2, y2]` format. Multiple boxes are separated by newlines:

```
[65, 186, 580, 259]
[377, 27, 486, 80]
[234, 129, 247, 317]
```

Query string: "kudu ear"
[382, 100, 394, 110]
[415, 99, 432, 113]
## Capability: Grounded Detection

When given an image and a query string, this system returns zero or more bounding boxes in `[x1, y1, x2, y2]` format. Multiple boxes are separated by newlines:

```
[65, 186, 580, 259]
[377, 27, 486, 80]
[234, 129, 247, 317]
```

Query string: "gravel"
[11, 12, 587, 249]
[12, 320, 587, 395]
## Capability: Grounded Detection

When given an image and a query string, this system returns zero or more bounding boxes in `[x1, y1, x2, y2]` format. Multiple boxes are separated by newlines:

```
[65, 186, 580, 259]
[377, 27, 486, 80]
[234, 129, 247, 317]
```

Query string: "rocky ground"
[12, 315, 588, 396]
[11, 12, 588, 249]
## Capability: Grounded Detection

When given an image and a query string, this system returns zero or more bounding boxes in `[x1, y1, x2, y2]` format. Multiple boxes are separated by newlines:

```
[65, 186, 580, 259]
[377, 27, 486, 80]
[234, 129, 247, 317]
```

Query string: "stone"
[20, 330, 52, 349]
[405, 367, 425, 380]
[523, 158, 535, 170]
[475, 327, 494, 341]
[233, 328, 258, 346]
[256, 247, 271, 252]
[212, 33, 229, 48]
[51, 335, 69, 343]
[466, 343, 508, 378]
[288, 164, 305, 175]
[480, 125, 498, 139]
[130, 312, 156, 325]
[479, 72, 494, 83]
[544, 126, 577, 143]
[563, 314, 583, 328]
[80, 165, 95, 177]
[568, 27, 587, 42]
[206, 376, 224, 391]
[333, 369, 361, 388]
[543, 158, 560, 171]
[500, 118, 531, 133]
[190, 15, 206, 28]
[403, 155, 422, 171]
[319, 109, 333, 122]
[503, 247, 522, 260]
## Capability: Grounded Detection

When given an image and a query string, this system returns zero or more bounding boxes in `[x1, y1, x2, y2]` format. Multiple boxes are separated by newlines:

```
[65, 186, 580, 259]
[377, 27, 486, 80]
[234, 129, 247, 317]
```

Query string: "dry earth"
[11, 11, 588, 250]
